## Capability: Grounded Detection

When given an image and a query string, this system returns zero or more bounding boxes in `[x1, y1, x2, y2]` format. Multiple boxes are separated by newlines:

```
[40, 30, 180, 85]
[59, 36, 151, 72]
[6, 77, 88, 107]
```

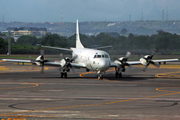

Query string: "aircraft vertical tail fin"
[76, 19, 84, 48]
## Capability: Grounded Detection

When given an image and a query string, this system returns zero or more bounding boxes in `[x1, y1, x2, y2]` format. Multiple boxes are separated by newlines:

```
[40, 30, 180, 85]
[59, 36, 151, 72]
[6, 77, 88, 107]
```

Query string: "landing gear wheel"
[115, 72, 122, 78]
[118, 72, 122, 78]
[61, 72, 64, 78]
[64, 72, 67, 78]
[61, 72, 67, 78]
[115, 72, 118, 78]
[98, 75, 103, 80]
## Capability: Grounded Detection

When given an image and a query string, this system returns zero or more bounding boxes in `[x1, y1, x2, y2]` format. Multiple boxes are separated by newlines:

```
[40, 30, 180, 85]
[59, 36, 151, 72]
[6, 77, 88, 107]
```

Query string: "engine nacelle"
[60, 59, 66, 68]
[35, 55, 43, 66]
[114, 60, 122, 68]
[114, 58, 126, 72]
[140, 58, 147, 66]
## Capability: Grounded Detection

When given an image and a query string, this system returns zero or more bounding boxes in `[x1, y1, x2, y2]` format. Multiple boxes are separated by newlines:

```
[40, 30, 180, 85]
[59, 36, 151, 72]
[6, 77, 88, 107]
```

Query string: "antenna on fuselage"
[76, 19, 84, 48]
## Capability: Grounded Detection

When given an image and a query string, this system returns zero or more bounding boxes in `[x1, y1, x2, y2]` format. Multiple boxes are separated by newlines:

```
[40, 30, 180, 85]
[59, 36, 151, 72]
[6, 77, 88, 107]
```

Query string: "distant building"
[38, 28, 47, 36]
[2, 27, 47, 42]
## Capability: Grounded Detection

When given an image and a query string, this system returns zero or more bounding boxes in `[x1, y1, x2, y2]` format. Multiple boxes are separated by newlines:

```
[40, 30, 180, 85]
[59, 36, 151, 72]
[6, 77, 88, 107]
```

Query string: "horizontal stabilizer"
[93, 45, 112, 49]
[41, 45, 73, 52]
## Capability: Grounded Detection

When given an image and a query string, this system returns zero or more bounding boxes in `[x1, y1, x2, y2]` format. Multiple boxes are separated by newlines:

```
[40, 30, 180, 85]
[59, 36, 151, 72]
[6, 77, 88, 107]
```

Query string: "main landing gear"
[115, 71, 122, 78]
[61, 72, 67, 78]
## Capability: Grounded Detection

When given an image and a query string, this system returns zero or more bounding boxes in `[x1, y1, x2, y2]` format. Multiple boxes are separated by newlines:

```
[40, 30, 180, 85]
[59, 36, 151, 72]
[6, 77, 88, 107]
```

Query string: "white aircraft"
[2, 20, 179, 80]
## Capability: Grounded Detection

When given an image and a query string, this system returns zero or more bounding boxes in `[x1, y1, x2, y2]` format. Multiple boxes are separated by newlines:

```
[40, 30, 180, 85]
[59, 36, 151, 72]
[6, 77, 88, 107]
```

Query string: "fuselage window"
[102, 55, 104, 58]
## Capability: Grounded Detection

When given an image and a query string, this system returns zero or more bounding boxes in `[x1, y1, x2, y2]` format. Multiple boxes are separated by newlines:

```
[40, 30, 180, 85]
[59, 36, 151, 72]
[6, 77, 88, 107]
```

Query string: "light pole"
[8, 30, 11, 55]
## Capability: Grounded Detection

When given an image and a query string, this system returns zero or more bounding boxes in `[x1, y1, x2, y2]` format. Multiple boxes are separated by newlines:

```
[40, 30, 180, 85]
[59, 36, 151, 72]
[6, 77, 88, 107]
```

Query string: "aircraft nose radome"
[99, 60, 109, 71]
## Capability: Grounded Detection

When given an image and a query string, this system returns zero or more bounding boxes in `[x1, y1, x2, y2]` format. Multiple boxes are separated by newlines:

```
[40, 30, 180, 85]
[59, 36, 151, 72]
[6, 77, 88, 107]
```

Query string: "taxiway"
[0, 62, 180, 120]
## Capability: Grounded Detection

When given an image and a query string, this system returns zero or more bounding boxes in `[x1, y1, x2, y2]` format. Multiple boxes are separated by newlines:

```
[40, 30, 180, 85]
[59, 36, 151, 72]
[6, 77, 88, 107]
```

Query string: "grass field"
[0, 54, 179, 61]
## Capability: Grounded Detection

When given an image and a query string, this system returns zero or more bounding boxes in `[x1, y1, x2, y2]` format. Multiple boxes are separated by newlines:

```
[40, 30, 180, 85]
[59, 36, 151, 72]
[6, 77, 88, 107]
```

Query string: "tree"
[17, 35, 38, 45]
[0, 38, 8, 53]
[120, 28, 128, 35]
[41, 34, 68, 47]
[128, 33, 134, 39]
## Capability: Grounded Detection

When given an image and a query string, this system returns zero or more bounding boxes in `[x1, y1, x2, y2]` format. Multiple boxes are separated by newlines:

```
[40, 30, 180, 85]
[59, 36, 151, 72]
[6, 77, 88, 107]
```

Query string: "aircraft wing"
[71, 63, 86, 68]
[110, 59, 179, 67]
[41, 45, 73, 52]
[44, 62, 86, 68]
[127, 59, 179, 65]
[2, 59, 31, 63]
[151, 59, 179, 63]
[2, 59, 86, 68]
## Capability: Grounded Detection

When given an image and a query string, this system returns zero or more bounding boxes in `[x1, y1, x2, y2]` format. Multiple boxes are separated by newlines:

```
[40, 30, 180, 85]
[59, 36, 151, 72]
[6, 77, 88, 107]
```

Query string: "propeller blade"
[41, 64, 44, 74]
[40, 55, 44, 61]
[142, 62, 150, 72]
[142, 65, 148, 72]
[151, 61, 160, 68]
[60, 53, 65, 59]
[125, 52, 131, 58]
[151, 49, 156, 56]
[40, 49, 44, 55]
[71, 66, 75, 72]
[128, 64, 134, 70]
[71, 54, 78, 62]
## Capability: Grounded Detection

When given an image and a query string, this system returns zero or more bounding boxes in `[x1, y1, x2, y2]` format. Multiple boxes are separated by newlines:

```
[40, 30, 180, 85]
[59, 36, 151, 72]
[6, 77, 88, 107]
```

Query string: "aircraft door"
[86, 52, 93, 70]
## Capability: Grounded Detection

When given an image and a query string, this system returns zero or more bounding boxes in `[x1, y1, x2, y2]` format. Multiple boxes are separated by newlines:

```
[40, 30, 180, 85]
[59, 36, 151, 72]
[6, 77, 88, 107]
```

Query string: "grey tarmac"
[0, 62, 180, 120]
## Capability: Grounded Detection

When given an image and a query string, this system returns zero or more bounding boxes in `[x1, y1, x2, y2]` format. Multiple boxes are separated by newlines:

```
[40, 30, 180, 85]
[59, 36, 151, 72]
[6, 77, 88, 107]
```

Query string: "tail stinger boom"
[76, 19, 84, 49]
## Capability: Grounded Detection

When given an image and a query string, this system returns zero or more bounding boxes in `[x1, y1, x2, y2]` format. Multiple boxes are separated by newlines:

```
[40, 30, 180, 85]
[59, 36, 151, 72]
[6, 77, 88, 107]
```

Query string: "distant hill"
[1, 20, 180, 37]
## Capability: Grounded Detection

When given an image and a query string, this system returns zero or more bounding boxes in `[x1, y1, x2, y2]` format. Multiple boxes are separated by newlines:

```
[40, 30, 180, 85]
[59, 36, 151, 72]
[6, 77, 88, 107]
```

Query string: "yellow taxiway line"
[0, 66, 49, 72]
[155, 65, 180, 78]
[0, 66, 9, 71]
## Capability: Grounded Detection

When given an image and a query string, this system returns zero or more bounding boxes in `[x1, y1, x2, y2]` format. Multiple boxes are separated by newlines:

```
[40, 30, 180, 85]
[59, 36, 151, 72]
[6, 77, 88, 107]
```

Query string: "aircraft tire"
[61, 72, 64, 78]
[64, 72, 67, 78]
[119, 73, 122, 78]
[115, 72, 118, 78]
[98, 75, 103, 80]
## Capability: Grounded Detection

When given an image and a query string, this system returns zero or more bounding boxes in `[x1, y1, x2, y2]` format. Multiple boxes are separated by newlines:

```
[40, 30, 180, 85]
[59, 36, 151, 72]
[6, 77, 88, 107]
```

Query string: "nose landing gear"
[98, 74, 103, 80]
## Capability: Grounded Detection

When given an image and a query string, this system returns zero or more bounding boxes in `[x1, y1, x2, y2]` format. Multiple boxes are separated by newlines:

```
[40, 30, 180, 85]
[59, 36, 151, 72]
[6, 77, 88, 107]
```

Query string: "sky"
[0, 0, 180, 22]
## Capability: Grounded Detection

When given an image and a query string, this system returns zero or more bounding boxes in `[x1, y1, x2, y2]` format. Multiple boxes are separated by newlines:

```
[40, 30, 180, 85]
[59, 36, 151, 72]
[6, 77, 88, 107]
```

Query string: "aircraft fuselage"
[71, 48, 111, 72]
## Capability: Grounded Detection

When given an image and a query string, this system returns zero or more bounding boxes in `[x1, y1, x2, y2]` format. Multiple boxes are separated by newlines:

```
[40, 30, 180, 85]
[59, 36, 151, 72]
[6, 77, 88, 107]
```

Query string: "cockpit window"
[105, 55, 108, 58]
[94, 54, 108, 58]
[97, 55, 101, 58]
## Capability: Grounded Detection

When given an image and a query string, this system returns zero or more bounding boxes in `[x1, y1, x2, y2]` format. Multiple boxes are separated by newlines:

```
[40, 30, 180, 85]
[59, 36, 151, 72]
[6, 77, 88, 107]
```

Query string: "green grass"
[0, 54, 179, 61]
[0, 54, 71, 59]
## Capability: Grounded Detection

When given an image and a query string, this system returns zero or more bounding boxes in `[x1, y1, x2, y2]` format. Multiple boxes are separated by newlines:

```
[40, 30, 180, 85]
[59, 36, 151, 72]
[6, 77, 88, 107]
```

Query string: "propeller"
[33, 49, 50, 74]
[59, 53, 77, 72]
[140, 49, 159, 72]
[114, 51, 133, 73]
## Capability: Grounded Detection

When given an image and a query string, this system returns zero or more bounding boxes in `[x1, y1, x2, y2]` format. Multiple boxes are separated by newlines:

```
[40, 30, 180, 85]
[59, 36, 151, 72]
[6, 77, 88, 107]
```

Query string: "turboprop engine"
[59, 54, 77, 72]
[33, 49, 51, 73]
[139, 49, 159, 71]
[114, 52, 133, 74]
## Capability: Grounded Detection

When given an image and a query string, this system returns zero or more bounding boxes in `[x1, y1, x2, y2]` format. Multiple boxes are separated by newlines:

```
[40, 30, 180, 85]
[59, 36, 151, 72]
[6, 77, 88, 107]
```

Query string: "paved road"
[0, 62, 180, 120]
